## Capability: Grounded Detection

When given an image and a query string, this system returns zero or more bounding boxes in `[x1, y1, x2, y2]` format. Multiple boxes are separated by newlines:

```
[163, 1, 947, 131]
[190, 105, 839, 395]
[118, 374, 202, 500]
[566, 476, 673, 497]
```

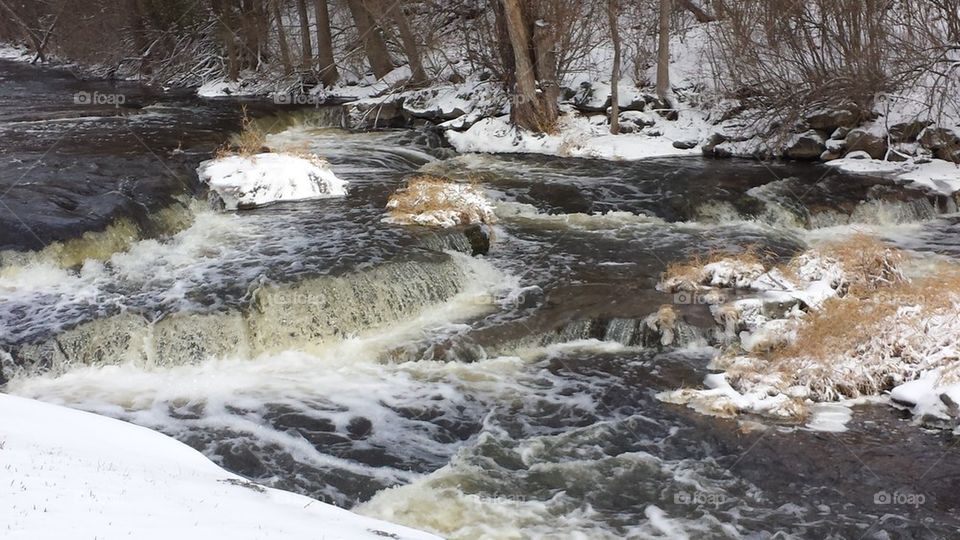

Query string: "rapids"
[3, 58, 960, 538]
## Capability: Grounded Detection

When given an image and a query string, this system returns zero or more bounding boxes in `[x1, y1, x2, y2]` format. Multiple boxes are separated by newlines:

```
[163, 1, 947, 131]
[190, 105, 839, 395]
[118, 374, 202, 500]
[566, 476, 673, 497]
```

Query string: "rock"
[462, 224, 491, 256]
[918, 127, 960, 150]
[571, 82, 610, 113]
[658, 109, 680, 121]
[845, 150, 872, 160]
[805, 107, 858, 131]
[197, 153, 348, 211]
[784, 130, 826, 160]
[844, 128, 887, 159]
[889, 120, 933, 143]
[342, 99, 408, 129]
[820, 150, 841, 161]
[673, 139, 698, 150]
[935, 146, 960, 163]
[702, 132, 728, 155]
[831, 127, 849, 140]
[617, 110, 656, 134]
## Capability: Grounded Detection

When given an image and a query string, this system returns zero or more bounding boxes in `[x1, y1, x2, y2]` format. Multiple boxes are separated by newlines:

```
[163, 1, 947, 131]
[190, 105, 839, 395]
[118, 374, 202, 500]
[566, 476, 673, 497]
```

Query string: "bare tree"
[501, 0, 560, 132]
[272, 0, 293, 75]
[313, 0, 338, 85]
[656, 0, 670, 102]
[295, 0, 313, 70]
[346, 0, 394, 78]
[608, 0, 621, 134]
[382, 0, 428, 84]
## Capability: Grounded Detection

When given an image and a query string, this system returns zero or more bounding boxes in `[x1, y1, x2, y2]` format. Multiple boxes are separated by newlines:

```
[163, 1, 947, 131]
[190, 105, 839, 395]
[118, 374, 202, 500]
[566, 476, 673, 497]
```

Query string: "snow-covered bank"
[0, 393, 439, 540]
[657, 237, 960, 429]
[445, 110, 705, 160]
[197, 152, 347, 210]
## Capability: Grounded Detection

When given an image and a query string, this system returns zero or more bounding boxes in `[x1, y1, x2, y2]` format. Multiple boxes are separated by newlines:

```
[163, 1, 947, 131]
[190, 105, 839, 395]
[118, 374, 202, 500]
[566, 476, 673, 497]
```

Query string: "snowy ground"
[0, 393, 439, 540]
[197, 152, 347, 210]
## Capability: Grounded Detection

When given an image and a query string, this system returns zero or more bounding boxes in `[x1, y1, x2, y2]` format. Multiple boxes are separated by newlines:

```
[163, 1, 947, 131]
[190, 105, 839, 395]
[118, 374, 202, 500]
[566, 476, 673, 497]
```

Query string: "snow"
[827, 156, 960, 195]
[385, 178, 496, 228]
[0, 393, 440, 540]
[890, 369, 960, 420]
[197, 153, 347, 210]
[445, 109, 708, 161]
[0, 43, 35, 62]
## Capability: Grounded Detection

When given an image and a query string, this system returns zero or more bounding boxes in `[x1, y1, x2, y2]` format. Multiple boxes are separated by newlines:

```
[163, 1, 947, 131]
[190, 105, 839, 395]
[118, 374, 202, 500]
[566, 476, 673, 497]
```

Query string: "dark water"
[2, 59, 960, 539]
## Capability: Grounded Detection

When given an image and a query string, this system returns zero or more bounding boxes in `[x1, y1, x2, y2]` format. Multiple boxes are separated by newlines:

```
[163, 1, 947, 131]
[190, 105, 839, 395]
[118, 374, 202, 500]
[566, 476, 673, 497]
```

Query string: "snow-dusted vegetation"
[659, 236, 960, 428]
[385, 175, 496, 228]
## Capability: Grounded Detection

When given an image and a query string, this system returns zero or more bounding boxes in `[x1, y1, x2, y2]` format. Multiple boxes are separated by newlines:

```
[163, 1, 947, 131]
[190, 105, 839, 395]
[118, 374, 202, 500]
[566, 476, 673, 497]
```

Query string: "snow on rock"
[0, 393, 440, 540]
[385, 176, 496, 228]
[197, 153, 347, 210]
[656, 239, 960, 424]
[827, 156, 960, 195]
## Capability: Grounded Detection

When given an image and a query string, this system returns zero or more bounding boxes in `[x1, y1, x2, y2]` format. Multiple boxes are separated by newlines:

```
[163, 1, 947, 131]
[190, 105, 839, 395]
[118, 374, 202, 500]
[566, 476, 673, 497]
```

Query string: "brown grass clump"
[816, 233, 906, 294]
[660, 245, 772, 292]
[386, 175, 496, 227]
[216, 106, 268, 158]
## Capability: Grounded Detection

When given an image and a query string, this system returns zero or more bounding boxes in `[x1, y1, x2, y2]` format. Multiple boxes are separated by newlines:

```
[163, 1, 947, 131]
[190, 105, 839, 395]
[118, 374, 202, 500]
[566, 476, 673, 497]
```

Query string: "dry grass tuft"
[386, 175, 496, 227]
[816, 233, 906, 294]
[216, 106, 268, 158]
[661, 245, 772, 292]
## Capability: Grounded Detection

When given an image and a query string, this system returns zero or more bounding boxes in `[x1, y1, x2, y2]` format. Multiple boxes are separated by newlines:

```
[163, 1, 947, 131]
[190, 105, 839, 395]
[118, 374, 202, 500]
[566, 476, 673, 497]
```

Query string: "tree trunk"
[211, 0, 239, 81]
[127, 0, 151, 76]
[345, 0, 393, 78]
[608, 0, 620, 134]
[384, 1, 427, 84]
[313, 0, 339, 86]
[501, 0, 558, 133]
[295, 0, 313, 70]
[272, 0, 293, 75]
[656, 0, 671, 102]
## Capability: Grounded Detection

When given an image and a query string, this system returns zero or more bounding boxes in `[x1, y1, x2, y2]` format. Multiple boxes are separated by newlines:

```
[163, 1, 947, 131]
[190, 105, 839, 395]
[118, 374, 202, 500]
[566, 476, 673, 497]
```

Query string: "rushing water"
[2, 58, 960, 539]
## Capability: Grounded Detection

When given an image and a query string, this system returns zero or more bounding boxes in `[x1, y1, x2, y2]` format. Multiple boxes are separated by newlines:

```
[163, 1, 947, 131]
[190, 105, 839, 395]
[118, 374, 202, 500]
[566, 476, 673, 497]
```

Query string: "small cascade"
[3, 254, 486, 381]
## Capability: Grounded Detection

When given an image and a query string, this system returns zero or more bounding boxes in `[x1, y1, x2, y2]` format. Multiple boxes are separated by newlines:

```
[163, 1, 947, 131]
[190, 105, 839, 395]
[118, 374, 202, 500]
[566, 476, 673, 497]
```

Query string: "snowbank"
[197, 152, 347, 210]
[0, 43, 35, 62]
[385, 176, 496, 228]
[446, 110, 706, 161]
[827, 155, 960, 195]
[0, 393, 439, 540]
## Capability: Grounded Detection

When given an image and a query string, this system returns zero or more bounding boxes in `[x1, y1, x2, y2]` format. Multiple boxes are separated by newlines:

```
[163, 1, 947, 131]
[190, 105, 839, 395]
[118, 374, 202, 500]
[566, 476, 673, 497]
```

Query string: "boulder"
[830, 127, 849, 140]
[844, 128, 887, 159]
[673, 139, 699, 150]
[889, 120, 932, 143]
[571, 82, 610, 113]
[805, 107, 858, 132]
[784, 130, 826, 160]
[702, 132, 728, 155]
[616, 110, 657, 134]
[918, 127, 960, 150]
